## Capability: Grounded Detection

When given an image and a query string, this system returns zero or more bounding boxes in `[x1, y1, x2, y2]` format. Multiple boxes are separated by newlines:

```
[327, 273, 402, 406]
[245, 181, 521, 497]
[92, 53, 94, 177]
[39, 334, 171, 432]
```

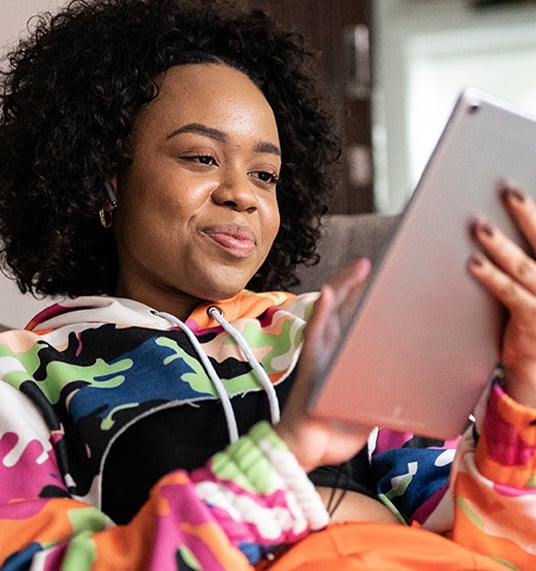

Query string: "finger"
[326, 258, 371, 317]
[305, 285, 335, 341]
[304, 260, 372, 371]
[289, 286, 338, 425]
[326, 257, 371, 295]
[501, 186, 536, 250]
[468, 251, 536, 319]
[473, 220, 536, 296]
[302, 285, 337, 369]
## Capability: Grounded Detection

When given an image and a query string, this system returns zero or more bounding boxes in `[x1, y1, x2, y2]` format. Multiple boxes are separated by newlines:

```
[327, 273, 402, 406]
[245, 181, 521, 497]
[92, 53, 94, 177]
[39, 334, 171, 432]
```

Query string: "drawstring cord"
[155, 311, 240, 443]
[156, 306, 281, 442]
[207, 306, 281, 425]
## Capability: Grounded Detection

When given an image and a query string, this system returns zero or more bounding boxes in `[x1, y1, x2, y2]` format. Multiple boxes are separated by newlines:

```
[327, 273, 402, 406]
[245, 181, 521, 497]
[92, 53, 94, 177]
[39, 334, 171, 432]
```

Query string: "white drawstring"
[207, 306, 281, 424]
[155, 311, 239, 443]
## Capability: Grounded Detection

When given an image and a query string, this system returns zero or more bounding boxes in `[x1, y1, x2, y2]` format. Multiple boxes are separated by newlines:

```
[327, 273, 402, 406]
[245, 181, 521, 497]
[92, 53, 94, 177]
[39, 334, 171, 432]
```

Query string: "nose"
[211, 168, 259, 213]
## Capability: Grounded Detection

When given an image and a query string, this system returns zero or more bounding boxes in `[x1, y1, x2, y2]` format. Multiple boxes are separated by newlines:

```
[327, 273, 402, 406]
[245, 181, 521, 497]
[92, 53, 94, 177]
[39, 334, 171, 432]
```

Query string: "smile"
[201, 224, 257, 258]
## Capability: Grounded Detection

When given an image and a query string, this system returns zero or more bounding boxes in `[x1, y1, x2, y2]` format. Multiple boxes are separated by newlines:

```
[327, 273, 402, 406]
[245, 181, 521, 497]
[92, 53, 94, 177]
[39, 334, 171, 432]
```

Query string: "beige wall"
[1, 1, 67, 328]
[1, 1, 66, 53]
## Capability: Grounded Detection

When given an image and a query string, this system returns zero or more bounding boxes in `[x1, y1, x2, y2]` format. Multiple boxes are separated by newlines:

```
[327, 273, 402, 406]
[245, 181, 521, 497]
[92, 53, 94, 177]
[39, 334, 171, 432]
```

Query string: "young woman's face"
[113, 64, 281, 317]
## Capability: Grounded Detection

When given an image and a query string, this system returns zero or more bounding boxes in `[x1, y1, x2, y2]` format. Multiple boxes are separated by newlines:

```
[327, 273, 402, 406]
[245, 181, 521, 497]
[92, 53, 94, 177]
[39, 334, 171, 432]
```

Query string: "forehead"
[132, 63, 278, 140]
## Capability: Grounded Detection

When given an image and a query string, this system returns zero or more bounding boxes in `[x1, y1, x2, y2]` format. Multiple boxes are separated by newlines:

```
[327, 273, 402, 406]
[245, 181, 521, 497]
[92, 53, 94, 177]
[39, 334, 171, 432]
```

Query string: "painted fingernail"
[469, 252, 485, 267]
[480, 222, 494, 237]
[512, 188, 525, 202]
[502, 186, 525, 203]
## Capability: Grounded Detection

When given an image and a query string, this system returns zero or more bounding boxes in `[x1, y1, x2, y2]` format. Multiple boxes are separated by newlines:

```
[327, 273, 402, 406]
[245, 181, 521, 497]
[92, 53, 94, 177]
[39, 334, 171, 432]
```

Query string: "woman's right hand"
[469, 186, 536, 408]
[274, 258, 373, 472]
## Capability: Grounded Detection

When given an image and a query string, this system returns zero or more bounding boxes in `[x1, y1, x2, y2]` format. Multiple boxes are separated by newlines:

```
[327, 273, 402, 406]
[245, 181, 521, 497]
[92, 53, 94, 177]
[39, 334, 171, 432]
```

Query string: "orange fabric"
[452, 471, 534, 570]
[190, 290, 295, 328]
[93, 471, 251, 571]
[256, 523, 509, 571]
[0, 498, 101, 563]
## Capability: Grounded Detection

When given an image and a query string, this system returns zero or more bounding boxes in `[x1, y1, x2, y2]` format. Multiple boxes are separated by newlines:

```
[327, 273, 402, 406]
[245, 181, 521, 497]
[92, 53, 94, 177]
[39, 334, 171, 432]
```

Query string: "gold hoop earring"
[99, 208, 113, 229]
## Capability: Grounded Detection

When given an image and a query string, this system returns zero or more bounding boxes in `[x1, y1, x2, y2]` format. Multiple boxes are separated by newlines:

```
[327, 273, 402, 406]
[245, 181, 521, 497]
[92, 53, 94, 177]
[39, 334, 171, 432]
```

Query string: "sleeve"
[369, 427, 460, 531]
[450, 372, 536, 569]
[0, 382, 328, 570]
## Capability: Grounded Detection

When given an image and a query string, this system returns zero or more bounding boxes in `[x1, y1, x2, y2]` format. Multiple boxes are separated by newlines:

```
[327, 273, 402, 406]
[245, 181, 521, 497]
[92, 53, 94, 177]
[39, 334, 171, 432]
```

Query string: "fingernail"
[469, 252, 485, 267]
[512, 188, 525, 202]
[502, 186, 525, 203]
[480, 222, 494, 237]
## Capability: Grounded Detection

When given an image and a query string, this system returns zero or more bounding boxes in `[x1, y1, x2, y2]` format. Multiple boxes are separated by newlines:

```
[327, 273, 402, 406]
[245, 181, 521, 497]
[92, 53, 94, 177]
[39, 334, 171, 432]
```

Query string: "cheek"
[262, 199, 280, 244]
[270, 214, 281, 243]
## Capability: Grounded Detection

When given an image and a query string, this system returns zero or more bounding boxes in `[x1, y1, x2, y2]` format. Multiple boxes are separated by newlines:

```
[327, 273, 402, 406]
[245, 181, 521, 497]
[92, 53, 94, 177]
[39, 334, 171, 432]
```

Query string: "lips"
[201, 224, 257, 257]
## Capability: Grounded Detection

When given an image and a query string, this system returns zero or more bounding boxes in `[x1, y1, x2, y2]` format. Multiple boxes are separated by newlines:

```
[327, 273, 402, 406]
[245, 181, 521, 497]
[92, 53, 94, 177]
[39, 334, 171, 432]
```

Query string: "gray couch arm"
[293, 213, 398, 293]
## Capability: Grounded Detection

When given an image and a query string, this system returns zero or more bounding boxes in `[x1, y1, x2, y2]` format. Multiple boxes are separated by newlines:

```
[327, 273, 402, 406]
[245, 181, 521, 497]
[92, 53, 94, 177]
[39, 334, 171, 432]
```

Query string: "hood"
[26, 290, 297, 334]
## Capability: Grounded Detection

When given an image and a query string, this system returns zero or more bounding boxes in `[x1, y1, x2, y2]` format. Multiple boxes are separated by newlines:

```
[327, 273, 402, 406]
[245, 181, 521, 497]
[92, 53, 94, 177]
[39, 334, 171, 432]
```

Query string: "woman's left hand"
[275, 258, 373, 473]
[469, 186, 536, 408]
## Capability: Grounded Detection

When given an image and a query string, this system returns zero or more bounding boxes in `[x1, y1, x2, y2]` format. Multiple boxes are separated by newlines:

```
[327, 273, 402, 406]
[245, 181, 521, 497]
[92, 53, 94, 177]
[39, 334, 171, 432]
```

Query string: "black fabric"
[102, 385, 377, 523]
[102, 380, 293, 524]
[308, 446, 377, 500]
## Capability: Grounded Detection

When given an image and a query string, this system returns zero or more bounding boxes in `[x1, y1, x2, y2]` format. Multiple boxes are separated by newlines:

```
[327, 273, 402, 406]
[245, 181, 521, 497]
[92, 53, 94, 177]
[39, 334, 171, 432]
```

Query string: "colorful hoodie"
[0, 291, 535, 570]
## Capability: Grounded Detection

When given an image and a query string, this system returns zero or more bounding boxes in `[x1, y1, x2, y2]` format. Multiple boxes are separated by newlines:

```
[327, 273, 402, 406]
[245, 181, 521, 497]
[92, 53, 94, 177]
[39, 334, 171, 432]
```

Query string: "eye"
[180, 154, 218, 166]
[250, 170, 280, 186]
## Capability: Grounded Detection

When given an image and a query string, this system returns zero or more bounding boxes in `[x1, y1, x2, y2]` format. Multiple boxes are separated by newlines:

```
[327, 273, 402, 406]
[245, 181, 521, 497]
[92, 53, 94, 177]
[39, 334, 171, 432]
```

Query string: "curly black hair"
[0, 0, 340, 297]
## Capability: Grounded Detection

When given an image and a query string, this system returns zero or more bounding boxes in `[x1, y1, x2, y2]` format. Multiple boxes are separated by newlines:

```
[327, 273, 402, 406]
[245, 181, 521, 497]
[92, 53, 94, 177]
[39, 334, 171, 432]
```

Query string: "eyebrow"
[254, 141, 281, 157]
[167, 123, 225, 142]
[166, 122, 281, 157]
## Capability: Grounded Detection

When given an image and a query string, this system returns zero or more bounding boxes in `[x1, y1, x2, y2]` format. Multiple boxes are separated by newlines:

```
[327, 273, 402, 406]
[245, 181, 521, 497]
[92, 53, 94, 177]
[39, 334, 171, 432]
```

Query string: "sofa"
[293, 213, 397, 293]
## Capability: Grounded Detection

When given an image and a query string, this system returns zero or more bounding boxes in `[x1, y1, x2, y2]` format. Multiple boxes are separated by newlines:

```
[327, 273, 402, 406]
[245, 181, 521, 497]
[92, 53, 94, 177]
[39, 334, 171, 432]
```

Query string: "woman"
[0, 0, 535, 569]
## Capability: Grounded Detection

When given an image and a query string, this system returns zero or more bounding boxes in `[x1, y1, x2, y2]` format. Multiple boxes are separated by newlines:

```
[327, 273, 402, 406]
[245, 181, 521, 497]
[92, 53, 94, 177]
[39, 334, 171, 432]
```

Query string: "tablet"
[308, 87, 536, 439]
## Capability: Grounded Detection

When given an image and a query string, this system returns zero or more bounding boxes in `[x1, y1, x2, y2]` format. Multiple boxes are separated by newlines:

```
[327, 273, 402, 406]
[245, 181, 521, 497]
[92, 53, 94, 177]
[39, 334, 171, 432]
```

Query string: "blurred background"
[2, 0, 536, 326]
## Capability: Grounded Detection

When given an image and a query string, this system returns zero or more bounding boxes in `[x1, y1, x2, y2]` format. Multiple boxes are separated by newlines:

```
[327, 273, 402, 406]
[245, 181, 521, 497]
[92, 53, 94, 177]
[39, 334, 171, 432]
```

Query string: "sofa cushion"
[293, 213, 398, 293]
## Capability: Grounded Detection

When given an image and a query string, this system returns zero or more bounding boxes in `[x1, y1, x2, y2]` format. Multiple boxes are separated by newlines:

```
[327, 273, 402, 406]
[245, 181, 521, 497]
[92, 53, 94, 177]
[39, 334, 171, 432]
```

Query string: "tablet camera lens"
[468, 102, 480, 114]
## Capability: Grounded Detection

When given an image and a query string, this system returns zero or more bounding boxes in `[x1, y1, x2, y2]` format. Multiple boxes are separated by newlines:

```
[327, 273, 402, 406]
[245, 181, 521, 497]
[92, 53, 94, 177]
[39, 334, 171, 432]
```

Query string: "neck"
[115, 281, 202, 321]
